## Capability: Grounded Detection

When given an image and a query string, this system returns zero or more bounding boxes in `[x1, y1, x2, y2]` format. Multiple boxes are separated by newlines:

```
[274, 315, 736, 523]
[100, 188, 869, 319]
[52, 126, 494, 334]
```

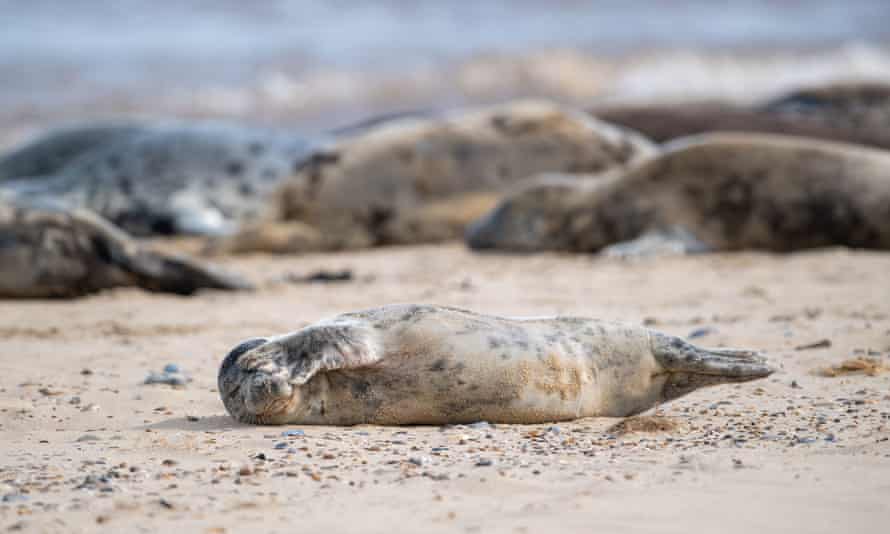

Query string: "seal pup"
[0, 121, 155, 181]
[217, 304, 773, 425]
[1, 123, 317, 237]
[466, 133, 890, 255]
[0, 199, 251, 298]
[222, 100, 656, 253]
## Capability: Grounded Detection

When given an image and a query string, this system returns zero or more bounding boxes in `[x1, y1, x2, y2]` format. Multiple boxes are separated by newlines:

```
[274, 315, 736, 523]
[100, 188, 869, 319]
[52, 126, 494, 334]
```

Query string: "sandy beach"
[1, 244, 888, 532]
[3, 2, 890, 531]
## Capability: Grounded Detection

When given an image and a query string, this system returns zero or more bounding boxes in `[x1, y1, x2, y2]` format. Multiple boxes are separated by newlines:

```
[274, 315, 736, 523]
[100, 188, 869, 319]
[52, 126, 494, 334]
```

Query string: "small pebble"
[76, 434, 101, 442]
[475, 458, 494, 467]
[144, 371, 190, 387]
[162, 364, 181, 374]
[282, 429, 305, 437]
[274, 442, 288, 450]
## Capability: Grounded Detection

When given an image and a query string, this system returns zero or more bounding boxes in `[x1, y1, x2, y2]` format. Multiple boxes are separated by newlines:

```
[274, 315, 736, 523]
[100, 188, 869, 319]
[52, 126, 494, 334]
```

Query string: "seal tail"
[651, 333, 775, 380]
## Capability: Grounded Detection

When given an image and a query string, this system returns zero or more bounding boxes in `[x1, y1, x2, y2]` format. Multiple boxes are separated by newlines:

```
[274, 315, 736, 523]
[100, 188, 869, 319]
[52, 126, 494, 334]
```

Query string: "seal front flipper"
[243, 320, 382, 386]
[601, 226, 712, 258]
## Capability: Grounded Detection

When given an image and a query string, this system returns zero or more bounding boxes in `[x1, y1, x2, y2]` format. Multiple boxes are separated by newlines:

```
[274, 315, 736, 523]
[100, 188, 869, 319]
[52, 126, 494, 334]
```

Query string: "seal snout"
[249, 369, 294, 403]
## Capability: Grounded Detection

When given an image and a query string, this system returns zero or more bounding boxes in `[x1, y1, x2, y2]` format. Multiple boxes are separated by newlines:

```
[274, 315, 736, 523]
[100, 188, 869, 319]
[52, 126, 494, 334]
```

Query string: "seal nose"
[265, 375, 293, 399]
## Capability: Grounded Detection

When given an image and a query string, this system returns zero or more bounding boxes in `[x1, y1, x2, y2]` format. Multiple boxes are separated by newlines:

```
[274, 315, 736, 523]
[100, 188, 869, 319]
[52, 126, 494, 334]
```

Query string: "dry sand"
[1, 244, 889, 533]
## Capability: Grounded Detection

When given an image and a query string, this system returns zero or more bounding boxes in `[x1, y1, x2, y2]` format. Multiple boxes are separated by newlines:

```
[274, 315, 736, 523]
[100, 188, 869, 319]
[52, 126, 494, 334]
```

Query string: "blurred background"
[3, 0, 890, 138]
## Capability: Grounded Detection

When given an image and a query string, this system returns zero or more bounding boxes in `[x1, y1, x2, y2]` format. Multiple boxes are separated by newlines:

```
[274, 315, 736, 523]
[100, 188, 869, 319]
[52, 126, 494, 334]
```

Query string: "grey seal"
[1, 123, 317, 237]
[0, 199, 251, 298]
[217, 304, 773, 425]
[0, 121, 154, 181]
[219, 100, 656, 254]
[592, 82, 890, 150]
[466, 133, 890, 255]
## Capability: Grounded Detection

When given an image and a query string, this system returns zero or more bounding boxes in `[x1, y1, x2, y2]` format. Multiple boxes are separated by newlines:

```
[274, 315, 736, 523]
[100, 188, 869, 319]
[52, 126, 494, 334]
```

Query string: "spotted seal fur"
[1, 123, 317, 237]
[466, 133, 890, 255]
[0, 121, 155, 181]
[217, 304, 773, 425]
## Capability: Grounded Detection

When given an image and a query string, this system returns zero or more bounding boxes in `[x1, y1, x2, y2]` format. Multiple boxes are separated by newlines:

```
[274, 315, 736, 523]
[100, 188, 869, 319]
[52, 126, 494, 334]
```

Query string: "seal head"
[217, 337, 300, 425]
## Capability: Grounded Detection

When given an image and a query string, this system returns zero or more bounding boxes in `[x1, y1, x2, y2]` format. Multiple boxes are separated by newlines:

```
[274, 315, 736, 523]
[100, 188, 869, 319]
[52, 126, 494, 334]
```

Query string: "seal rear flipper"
[124, 250, 254, 294]
[651, 332, 774, 379]
[650, 333, 775, 403]
[601, 225, 713, 258]
[72, 208, 253, 294]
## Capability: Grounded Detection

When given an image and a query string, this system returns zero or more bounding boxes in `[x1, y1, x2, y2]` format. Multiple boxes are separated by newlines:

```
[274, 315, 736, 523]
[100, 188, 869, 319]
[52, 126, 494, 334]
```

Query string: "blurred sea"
[2, 0, 890, 136]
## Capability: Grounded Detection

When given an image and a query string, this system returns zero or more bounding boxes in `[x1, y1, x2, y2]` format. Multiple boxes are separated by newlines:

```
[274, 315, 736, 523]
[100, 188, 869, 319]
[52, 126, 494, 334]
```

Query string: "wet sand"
[1, 244, 889, 532]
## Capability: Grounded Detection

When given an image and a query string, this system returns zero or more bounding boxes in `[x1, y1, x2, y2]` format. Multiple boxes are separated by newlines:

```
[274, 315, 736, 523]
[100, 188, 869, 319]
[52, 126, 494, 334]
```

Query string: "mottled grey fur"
[0, 121, 155, 181]
[1, 123, 317, 236]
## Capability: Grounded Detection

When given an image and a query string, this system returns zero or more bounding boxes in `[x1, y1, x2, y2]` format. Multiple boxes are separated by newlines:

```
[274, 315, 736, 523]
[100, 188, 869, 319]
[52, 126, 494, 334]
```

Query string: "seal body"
[592, 82, 890, 150]
[467, 133, 890, 254]
[762, 82, 890, 139]
[593, 103, 890, 150]
[218, 305, 772, 425]
[1, 123, 317, 236]
[222, 100, 656, 253]
[0, 121, 154, 181]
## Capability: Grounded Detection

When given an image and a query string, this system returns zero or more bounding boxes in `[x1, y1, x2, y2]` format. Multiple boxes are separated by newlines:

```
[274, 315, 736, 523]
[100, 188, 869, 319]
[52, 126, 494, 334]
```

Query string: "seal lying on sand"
[220, 100, 655, 253]
[592, 82, 890, 150]
[763, 82, 890, 132]
[0, 200, 251, 298]
[466, 133, 890, 255]
[217, 304, 773, 425]
[1, 123, 316, 237]
[0, 121, 155, 181]
[593, 102, 890, 150]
